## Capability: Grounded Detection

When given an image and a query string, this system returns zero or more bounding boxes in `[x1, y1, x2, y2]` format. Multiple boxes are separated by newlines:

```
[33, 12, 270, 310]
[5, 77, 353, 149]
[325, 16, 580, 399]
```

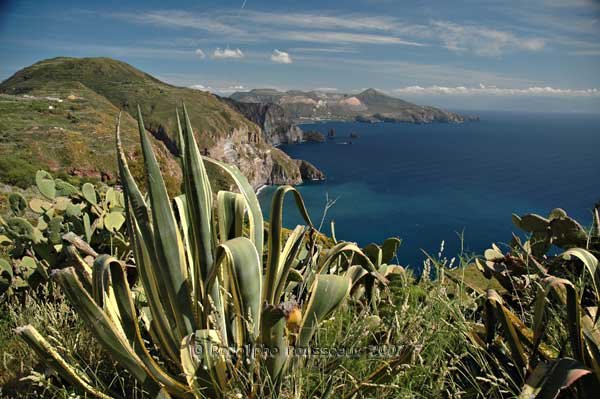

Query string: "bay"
[258, 111, 600, 269]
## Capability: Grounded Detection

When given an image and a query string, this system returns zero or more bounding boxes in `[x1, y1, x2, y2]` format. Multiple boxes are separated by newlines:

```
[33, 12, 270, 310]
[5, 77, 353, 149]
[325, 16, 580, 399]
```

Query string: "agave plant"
[16, 106, 384, 398]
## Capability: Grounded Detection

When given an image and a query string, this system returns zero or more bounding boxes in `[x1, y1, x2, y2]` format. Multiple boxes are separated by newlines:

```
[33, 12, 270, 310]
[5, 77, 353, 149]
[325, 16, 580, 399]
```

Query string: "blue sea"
[258, 111, 600, 269]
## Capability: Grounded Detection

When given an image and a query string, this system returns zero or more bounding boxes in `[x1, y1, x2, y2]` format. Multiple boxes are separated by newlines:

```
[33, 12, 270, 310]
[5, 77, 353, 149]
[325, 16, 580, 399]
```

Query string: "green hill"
[0, 82, 181, 193]
[0, 57, 306, 190]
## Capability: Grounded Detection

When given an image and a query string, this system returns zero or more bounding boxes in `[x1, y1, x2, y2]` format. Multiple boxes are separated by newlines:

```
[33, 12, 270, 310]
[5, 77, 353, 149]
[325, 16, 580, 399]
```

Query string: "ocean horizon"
[258, 110, 600, 270]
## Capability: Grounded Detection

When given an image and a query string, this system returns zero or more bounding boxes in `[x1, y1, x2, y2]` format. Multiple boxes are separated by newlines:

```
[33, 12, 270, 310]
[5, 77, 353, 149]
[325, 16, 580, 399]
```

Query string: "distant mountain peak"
[357, 88, 386, 97]
[231, 86, 467, 124]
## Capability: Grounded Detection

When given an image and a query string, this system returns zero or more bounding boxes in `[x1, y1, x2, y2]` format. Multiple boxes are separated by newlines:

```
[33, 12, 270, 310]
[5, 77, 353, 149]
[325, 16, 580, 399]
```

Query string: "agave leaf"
[273, 225, 307, 302]
[297, 274, 351, 347]
[345, 265, 369, 291]
[519, 358, 591, 399]
[542, 277, 584, 363]
[216, 191, 245, 244]
[129, 212, 180, 363]
[136, 106, 195, 339]
[180, 105, 214, 298]
[116, 114, 181, 362]
[206, 237, 262, 346]
[173, 194, 202, 311]
[265, 185, 314, 304]
[104, 257, 193, 398]
[317, 242, 387, 285]
[260, 305, 288, 385]
[486, 289, 528, 375]
[53, 267, 166, 396]
[202, 157, 263, 255]
[181, 330, 228, 398]
[561, 248, 599, 306]
[15, 325, 112, 399]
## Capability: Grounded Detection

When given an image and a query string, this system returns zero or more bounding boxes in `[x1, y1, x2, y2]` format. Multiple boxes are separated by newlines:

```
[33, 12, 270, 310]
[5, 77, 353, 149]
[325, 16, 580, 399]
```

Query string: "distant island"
[230, 88, 474, 124]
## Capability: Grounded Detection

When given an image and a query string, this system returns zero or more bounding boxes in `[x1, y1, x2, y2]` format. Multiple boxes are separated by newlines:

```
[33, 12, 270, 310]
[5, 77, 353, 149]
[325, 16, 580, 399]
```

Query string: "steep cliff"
[220, 97, 303, 145]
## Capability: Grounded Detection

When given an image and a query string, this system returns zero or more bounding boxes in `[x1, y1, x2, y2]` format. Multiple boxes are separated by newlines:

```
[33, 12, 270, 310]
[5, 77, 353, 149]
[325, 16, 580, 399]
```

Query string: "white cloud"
[195, 49, 206, 58]
[313, 87, 338, 92]
[212, 47, 244, 59]
[270, 49, 293, 64]
[190, 84, 209, 90]
[393, 84, 600, 96]
[189, 84, 245, 95]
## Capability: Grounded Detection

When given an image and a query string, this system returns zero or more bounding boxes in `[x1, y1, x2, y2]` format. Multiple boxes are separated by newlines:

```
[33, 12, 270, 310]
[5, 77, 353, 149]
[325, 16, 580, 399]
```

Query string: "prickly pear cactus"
[0, 170, 129, 297]
[512, 207, 596, 256]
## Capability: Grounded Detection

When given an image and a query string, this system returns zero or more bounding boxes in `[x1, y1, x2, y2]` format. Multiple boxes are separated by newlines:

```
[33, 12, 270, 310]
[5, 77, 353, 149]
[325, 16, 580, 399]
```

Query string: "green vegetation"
[0, 86, 181, 195]
[1, 106, 599, 398]
[0, 57, 257, 146]
[0, 171, 128, 298]
[0, 57, 313, 191]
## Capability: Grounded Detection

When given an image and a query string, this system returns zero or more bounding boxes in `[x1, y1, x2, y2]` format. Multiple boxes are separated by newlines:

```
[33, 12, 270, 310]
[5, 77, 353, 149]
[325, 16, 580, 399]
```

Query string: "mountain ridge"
[230, 87, 468, 124]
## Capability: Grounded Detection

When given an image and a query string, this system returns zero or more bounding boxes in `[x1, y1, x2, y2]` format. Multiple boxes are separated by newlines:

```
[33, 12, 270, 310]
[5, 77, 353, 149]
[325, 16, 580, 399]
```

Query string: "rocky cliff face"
[219, 96, 326, 185]
[205, 124, 302, 188]
[295, 160, 326, 181]
[220, 97, 303, 145]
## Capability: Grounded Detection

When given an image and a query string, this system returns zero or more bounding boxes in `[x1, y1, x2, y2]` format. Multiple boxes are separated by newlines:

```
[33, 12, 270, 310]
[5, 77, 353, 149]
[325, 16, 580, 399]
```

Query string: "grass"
[0, 288, 141, 398]
[0, 259, 524, 398]
[0, 88, 181, 195]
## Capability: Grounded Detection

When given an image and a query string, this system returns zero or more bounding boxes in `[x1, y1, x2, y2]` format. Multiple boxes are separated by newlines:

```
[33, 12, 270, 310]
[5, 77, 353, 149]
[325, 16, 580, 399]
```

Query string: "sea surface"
[258, 111, 600, 269]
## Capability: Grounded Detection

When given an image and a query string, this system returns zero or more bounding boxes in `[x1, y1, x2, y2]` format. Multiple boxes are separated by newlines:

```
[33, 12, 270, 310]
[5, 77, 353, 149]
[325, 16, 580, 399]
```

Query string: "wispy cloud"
[393, 84, 600, 96]
[288, 46, 359, 54]
[283, 31, 426, 46]
[270, 49, 293, 64]
[105, 9, 549, 56]
[212, 47, 244, 59]
[195, 49, 206, 58]
[430, 21, 545, 56]
[110, 10, 243, 35]
[239, 10, 398, 32]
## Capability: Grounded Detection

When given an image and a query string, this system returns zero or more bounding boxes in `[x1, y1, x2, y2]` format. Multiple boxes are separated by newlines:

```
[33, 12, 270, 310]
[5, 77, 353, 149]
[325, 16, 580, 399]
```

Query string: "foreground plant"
[15, 106, 384, 398]
[470, 210, 600, 397]
[0, 173, 127, 298]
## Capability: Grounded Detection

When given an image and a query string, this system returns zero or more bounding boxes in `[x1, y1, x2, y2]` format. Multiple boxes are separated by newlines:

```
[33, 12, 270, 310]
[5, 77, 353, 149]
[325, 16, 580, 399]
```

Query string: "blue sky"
[1, 0, 599, 112]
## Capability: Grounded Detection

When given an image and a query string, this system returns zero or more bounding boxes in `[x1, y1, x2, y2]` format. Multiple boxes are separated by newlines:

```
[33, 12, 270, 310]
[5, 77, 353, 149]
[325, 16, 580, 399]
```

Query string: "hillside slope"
[0, 83, 181, 193]
[0, 57, 314, 189]
[230, 88, 467, 123]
